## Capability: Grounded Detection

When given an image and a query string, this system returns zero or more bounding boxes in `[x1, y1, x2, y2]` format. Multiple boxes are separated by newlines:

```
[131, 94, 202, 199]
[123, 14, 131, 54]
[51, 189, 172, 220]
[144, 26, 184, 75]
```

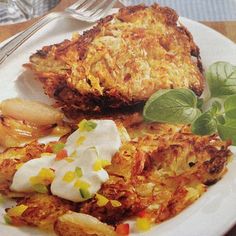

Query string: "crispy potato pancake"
[25, 4, 204, 114]
[1, 118, 232, 234]
[6, 194, 75, 230]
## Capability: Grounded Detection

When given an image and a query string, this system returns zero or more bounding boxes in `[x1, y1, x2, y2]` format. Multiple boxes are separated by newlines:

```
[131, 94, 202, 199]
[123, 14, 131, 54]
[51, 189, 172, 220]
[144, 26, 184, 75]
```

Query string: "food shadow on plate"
[15, 70, 54, 105]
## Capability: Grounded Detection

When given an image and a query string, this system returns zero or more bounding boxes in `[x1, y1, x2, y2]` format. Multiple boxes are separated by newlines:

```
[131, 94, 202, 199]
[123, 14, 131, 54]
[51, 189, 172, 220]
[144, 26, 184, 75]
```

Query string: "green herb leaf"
[197, 98, 204, 110]
[224, 94, 236, 119]
[191, 112, 217, 135]
[143, 88, 201, 124]
[216, 115, 225, 125]
[206, 61, 236, 97]
[217, 120, 236, 145]
[210, 100, 222, 115]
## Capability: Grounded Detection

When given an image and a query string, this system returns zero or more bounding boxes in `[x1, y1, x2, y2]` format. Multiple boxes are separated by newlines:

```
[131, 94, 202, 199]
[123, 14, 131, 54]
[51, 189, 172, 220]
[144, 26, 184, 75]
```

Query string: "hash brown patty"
[1, 118, 231, 230]
[25, 4, 204, 114]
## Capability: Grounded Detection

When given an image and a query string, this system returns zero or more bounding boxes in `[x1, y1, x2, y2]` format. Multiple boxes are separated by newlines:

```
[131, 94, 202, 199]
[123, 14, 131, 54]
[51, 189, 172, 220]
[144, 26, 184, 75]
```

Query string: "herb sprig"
[143, 62, 236, 145]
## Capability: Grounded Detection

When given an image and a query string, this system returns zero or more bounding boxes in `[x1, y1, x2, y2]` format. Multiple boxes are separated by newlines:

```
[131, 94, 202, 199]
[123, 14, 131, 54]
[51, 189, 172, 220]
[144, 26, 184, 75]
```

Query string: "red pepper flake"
[116, 223, 130, 236]
[55, 149, 68, 160]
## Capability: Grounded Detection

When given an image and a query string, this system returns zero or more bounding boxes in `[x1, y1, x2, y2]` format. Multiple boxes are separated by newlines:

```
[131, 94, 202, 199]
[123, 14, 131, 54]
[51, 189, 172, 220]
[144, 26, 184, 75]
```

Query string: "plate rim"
[0, 8, 236, 236]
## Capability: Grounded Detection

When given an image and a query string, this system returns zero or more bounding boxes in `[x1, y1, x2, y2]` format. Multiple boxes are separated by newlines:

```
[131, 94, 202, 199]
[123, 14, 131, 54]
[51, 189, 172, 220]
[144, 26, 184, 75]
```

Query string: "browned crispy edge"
[24, 4, 204, 116]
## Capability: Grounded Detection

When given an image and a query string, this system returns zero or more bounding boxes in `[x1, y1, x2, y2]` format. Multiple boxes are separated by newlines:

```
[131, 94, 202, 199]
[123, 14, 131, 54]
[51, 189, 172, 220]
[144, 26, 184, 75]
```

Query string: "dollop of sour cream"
[10, 120, 121, 202]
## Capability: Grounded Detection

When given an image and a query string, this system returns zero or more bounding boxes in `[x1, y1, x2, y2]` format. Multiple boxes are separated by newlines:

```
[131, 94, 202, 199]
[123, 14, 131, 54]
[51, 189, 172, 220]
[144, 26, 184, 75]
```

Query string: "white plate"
[0, 8, 236, 236]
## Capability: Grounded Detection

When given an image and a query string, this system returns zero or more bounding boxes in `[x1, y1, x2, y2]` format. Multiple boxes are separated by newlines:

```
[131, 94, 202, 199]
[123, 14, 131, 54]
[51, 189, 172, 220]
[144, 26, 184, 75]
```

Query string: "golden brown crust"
[25, 4, 204, 115]
[0, 142, 45, 195]
[2, 120, 231, 231]
[6, 194, 75, 229]
[79, 124, 231, 225]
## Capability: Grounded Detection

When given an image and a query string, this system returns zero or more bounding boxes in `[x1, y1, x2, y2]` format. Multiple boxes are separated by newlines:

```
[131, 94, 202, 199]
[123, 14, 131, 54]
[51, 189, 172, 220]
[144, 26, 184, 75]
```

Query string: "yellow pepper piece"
[70, 151, 77, 158]
[76, 136, 86, 146]
[96, 193, 109, 207]
[74, 179, 90, 189]
[38, 168, 55, 181]
[136, 217, 152, 232]
[7, 204, 28, 217]
[93, 160, 102, 171]
[66, 158, 74, 163]
[110, 200, 122, 207]
[30, 176, 41, 185]
[63, 171, 76, 183]
[30, 168, 55, 186]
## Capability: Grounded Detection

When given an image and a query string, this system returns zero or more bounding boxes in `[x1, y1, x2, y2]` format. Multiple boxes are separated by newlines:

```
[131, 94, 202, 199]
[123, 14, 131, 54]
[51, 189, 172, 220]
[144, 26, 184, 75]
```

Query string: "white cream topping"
[10, 120, 121, 202]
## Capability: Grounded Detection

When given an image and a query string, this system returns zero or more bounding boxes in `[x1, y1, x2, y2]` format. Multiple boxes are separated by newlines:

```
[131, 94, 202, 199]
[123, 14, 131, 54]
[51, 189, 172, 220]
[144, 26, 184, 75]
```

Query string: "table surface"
[0, 0, 236, 235]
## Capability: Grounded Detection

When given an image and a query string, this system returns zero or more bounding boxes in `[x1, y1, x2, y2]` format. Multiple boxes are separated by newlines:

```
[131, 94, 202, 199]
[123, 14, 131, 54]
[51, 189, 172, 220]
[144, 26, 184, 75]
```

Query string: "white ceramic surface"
[0, 9, 236, 236]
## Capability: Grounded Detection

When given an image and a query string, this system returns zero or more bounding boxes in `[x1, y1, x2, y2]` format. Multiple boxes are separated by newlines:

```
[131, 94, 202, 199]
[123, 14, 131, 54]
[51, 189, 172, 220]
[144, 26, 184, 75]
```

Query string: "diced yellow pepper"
[74, 180, 90, 189]
[76, 136, 86, 146]
[38, 168, 55, 181]
[110, 200, 122, 207]
[136, 217, 152, 232]
[66, 158, 74, 163]
[96, 193, 109, 207]
[30, 176, 41, 185]
[70, 151, 77, 158]
[93, 160, 102, 171]
[30, 168, 55, 186]
[7, 204, 28, 217]
[63, 171, 76, 183]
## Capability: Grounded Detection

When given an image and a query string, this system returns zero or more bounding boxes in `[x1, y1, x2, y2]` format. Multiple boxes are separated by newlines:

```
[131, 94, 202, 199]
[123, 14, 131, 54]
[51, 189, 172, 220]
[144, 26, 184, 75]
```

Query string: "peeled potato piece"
[54, 212, 116, 236]
[1, 98, 63, 126]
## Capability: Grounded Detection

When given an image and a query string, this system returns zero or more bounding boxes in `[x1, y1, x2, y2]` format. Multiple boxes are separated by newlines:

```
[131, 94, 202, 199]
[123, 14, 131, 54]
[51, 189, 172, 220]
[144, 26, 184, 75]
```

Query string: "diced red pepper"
[137, 210, 151, 218]
[45, 145, 53, 153]
[116, 223, 130, 235]
[55, 149, 68, 160]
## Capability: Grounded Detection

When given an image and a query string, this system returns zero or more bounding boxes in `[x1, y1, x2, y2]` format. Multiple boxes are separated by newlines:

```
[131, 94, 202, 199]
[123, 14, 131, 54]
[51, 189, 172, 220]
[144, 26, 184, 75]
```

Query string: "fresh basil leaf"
[197, 98, 204, 110]
[217, 119, 236, 145]
[210, 100, 222, 115]
[216, 115, 225, 125]
[206, 61, 236, 97]
[143, 88, 201, 124]
[191, 112, 217, 135]
[224, 94, 236, 119]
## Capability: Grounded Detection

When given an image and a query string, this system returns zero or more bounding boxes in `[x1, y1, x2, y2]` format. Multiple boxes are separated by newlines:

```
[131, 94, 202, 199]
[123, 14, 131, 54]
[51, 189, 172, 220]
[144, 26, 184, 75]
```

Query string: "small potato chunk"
[54, 212, 116, 236]
[1, 98, 63, 126]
